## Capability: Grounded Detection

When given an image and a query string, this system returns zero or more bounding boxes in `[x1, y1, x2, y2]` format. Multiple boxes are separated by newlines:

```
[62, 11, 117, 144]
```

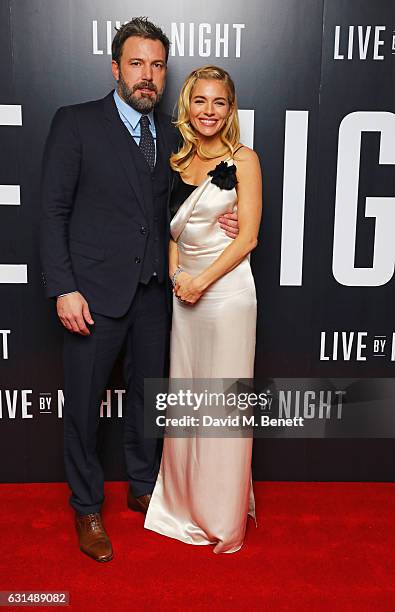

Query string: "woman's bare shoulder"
[233, 144, 259, 163]
[233, 146, 261, 180]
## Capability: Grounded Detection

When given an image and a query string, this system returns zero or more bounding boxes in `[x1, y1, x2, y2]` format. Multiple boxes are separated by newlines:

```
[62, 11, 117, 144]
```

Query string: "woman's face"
[189, 79, 231, 139]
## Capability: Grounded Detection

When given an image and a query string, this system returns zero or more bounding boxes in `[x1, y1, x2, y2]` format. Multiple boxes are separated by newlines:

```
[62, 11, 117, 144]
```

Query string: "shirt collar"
[113, 89, 155, 131]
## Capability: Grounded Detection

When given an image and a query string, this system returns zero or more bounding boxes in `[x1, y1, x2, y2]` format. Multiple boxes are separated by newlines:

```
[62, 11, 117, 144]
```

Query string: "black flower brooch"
[208, 161, 237, 190]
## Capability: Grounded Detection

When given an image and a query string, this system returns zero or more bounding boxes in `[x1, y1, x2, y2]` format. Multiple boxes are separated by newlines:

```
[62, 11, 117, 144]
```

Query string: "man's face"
[112, 36, 167, 113]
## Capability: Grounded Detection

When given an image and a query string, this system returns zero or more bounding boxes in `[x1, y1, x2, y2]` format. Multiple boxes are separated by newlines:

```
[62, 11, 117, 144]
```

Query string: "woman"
[144, 65, 262, 553]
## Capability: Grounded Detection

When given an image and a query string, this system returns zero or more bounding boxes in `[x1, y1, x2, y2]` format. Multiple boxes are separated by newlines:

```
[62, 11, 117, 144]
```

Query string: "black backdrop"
[0, 0, 394, 482]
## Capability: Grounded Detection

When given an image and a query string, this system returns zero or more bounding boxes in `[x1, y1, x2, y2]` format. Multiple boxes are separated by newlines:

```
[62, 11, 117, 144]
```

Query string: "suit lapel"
[101, 92, 147, 218]
[155, 111, 173, 228]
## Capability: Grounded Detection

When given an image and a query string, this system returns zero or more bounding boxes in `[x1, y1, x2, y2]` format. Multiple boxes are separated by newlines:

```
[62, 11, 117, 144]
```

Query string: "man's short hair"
[112, 17, 171, 64]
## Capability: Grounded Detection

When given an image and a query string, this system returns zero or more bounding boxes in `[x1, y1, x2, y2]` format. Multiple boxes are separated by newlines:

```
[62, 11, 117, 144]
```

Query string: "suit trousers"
[63, 277, 170, 515]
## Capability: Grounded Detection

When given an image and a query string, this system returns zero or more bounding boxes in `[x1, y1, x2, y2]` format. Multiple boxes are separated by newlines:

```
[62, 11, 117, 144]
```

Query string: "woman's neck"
[196, 134, 226, 158]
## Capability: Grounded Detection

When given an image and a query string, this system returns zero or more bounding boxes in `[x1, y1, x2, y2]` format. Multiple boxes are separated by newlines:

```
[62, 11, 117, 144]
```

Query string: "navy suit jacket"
[40, 91, 179, 317]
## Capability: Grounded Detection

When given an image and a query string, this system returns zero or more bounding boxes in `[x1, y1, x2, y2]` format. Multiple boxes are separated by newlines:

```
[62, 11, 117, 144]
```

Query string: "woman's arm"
[169, 238, 179, 279]
[175, 147, 262, 304]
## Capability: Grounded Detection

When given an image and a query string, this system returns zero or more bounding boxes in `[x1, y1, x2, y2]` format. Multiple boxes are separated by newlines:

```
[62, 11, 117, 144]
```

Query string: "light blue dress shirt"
[113, 89, 156, 160]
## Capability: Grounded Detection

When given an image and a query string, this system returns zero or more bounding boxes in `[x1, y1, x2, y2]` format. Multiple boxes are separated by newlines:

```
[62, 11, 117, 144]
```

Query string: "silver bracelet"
[171, 265, 184, 287]
[58, 291, 78, 298]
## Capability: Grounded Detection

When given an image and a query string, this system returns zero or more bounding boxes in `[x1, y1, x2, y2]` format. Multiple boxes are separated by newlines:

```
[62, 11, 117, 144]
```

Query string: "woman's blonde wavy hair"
[170, 65, 240, 172]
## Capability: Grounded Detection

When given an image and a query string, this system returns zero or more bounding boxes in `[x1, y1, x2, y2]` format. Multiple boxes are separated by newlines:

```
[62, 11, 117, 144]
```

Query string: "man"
[40, 18, 238, 563]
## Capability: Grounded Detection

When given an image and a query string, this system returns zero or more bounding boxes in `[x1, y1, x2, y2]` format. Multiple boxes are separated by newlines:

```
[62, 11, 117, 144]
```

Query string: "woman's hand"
[174, 272, 205, 305]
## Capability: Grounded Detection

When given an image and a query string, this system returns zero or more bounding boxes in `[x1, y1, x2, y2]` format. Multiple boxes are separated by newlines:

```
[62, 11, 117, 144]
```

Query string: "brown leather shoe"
[75, 512, 113, 562]
[127, 488, 151, 514]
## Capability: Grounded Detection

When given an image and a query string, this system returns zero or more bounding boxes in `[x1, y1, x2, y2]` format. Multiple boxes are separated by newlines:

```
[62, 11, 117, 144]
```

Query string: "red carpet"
[0, 482, 394, 611]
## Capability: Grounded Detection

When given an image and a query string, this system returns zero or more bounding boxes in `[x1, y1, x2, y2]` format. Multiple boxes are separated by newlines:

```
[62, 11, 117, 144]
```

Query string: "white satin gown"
[144, 158, 257, 553]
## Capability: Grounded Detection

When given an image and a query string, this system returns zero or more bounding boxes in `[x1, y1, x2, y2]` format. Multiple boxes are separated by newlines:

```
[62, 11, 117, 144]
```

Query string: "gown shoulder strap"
[227, 145, 244, 164]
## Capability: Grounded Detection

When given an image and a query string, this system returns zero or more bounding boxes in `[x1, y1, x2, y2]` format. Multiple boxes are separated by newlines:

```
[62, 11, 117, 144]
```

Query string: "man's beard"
[118, 71, 163, 113]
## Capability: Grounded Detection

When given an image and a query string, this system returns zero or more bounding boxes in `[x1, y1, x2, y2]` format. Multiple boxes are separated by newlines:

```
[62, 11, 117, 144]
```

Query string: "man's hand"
[218, 211, 239, 239]
[56, 292, 94, 335]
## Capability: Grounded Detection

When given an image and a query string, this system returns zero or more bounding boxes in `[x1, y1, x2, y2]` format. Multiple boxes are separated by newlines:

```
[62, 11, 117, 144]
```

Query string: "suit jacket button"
[135, 256, 141, 264]
[140, 226, 147, 235]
